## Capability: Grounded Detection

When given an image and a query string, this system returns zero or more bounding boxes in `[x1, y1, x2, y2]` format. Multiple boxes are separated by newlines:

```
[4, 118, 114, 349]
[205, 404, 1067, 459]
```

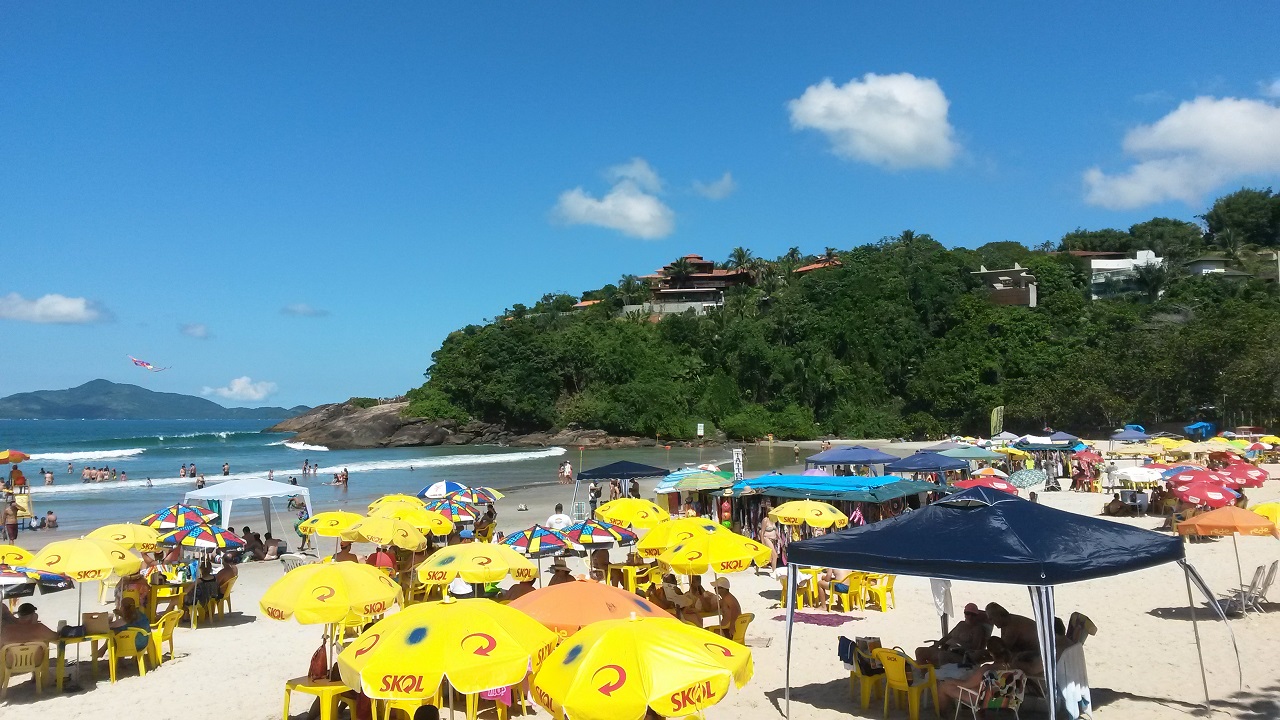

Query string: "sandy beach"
[3, 462, 1279, 719]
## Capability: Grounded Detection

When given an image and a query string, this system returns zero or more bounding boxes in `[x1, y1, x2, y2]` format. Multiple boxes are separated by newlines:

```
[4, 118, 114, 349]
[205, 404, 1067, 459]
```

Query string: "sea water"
[1, 419, 791, 535]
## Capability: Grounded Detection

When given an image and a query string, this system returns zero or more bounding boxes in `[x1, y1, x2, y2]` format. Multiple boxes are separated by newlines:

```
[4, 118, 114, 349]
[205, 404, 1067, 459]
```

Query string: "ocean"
[1, 419, 791, 536]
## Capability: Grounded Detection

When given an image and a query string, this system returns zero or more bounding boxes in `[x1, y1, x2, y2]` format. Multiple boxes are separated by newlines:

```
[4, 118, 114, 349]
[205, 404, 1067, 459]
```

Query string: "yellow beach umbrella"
[595, 498, 671, 529]
[30, 538, 141, 583]
[636, 517, 725, 558]
[343, 516, 428, 551]
[298, 511, 365, 537]
[532, 616, 753, 720]
[338, 597, 558, 698]
[368, 494, 426, 512]
[1260, 435, 1280, 445]
[0, 544, 33, 565]
[994, 446, 1030, 458]
[657, 530, 771, 576]
[369, 504, 455, 537]
[260, 562, 402, 624]
[1252, 502, 1280, 525]
[87, 523, 163, 553]
[415, 542, 537, 586]
[769, 500, 849, 529]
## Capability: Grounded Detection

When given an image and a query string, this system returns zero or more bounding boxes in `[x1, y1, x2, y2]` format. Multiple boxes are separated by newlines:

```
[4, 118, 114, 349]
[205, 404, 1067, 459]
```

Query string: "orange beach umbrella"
[0, 450, 30, 464]
[1177, 505, 1278, 587]
[508, 578, 674, 638]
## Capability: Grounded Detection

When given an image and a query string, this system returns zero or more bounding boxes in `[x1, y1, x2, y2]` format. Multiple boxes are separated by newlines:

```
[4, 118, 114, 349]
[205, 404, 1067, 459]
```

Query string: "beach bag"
[308, 642, 329, 681]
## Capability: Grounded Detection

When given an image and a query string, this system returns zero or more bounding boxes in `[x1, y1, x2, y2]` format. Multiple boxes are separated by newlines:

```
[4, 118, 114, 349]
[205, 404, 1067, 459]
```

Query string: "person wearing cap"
[712, 578, 741, 638]
[915, 602, 990, 667]
[334, 541, 359, 563]
[458, 529, 475, 543]
[548, 558, 574, 586]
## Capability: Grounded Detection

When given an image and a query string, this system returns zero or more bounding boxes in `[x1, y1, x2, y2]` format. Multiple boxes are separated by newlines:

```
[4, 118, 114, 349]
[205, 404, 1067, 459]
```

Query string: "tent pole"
[784, 562, 797, 719]
[1028, 586, 1057, 720]
[1183, 568, 1212, 712]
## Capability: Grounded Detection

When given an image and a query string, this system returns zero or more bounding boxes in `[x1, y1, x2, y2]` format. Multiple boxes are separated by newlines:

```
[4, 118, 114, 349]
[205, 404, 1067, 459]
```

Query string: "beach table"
[55, 632, 115, 691]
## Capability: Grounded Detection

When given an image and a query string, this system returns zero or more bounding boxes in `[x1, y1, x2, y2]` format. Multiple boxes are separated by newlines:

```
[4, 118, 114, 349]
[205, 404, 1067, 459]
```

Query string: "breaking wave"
[29, 448, 147, 462]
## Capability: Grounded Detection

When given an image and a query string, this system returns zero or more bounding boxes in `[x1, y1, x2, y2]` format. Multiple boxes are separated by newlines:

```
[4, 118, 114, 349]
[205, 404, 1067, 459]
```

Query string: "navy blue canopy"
[805, 445, 899, 466]
[1111, 428, 1151, 441]
[576, 460, 670, 481]
[883, 451, 968, 473]
[1048, 431, 1079, 443]
[787, 487, 1185, 585]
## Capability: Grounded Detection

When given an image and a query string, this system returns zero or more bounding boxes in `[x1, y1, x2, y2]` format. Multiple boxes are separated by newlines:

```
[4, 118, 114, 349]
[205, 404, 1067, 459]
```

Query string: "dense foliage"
[409, 190, 1280, 440]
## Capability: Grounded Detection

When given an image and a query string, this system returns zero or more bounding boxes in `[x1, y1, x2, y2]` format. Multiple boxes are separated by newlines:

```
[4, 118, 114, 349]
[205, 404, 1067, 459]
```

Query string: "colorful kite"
[128, 355, 170, 372]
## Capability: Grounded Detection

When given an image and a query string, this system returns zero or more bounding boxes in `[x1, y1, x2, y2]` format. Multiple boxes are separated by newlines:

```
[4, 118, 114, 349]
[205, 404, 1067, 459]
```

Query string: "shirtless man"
[985, 602, 1039, 662]
[712, 578, 741, 638]
[333, 541, 359, 563]
[2, 501, 17, 542]
[916, 603, 989, 666]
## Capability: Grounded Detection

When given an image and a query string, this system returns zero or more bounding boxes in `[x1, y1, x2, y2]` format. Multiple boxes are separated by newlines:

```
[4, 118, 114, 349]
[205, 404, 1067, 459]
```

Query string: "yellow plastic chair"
[1, 642, 48, 700]
[872, 647, 938, 720]
[829, 572, 868, 612]
[211, 576, 238, 620]
[108, 628, 151, 682]
[380, 692, 440, 719]
[729, 612, 753, 644]
[848, 647, 886, 710]
[284, 677, 357, 720]
[778, 575, 807, 610]
[865, 574, 896, 611]
[635, 566, 662, 596]
[148, 584, 185, 618]
[150, 609, 183, 665]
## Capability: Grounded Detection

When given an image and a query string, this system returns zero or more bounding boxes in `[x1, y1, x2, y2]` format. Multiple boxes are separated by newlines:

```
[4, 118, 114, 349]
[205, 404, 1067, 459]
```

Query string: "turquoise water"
[1, 419, 787, 535]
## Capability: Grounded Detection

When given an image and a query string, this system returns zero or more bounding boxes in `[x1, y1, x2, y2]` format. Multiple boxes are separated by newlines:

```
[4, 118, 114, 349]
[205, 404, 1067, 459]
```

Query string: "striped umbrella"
[954, 477, 1019, 495]
[502, 525, 579, 559]
[418, 480, 467, 500]
[421, 498, 479, 524]
[141, 503, 218, 529]
[560, 519, 638, 548]
[446, 487, 505, 505]
[159, 523, 245, 549]
[1, 564, 74, 599]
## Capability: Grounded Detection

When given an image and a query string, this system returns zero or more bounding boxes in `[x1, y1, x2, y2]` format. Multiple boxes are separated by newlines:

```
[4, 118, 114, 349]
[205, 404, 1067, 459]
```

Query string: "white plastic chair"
[1224, 565, 1265, 616]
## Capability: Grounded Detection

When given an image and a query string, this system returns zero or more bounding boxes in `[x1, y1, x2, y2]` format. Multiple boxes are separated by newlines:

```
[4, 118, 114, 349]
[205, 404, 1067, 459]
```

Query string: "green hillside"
[0, 379, 310, 420]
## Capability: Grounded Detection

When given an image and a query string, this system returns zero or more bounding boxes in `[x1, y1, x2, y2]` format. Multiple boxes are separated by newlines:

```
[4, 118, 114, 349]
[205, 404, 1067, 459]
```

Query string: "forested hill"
[407, 189, 1280, 440]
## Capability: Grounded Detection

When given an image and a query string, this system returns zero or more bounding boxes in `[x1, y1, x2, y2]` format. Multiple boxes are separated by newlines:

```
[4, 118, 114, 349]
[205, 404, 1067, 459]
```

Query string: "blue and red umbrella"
[1, 564, 74, 599]
[159, 523, 245, 549]
[422, 498, 479, 524]
[141, 503, 218, 529]
[561, 519, 639, 548]
[502, 525, 578, 559]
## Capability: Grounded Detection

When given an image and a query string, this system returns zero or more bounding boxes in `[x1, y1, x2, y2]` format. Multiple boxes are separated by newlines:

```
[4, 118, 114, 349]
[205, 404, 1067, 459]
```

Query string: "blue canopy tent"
[724, 474, 939, 504]
[1111, 428, 1151, 442]
[940, 446, 1004, 461]
[1048, 431, 1079, 443]
[884, 451, 969, 473]
[804, 445, 898, 469]
[575, 460, 670, 481]
[781, 488, 1237, 720]
[1184, 421, 1215, 440]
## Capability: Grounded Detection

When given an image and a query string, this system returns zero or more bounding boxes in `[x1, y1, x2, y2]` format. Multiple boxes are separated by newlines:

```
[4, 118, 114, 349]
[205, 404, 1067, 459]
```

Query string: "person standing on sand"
[588, 480, 601, 516]
[629, 478, 640, 499]
[563, 461, 573, 484]
[759, 505, 780, 572]
[3, 500, 18, 542]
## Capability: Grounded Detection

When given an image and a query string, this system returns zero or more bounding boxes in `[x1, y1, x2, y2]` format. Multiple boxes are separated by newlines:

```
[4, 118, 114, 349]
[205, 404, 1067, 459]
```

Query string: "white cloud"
[553, 158, 675, 239]
[1083, 96, 1280, 209]
[693, 172, 737, 200]
[0, 292, 106, 324]
[1261, 79, 1280, 99]
[202, 376, 278, 402]
[788, 73, 959, 170]
[281, 303, 329, 317]
[180, 323, 210, 339]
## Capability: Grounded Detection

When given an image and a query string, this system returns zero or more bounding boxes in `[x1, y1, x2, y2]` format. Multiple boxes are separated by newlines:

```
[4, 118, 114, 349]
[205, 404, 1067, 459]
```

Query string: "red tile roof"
[794, 258, 842, 273]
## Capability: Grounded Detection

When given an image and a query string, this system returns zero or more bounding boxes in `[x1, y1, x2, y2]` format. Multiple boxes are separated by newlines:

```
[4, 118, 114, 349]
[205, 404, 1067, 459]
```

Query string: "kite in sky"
[128, 355, 170, 372]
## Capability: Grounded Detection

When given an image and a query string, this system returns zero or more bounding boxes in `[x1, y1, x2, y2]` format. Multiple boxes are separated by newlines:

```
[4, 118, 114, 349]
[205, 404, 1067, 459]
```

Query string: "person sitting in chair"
[937, 637, 1013, 713]
[916, 603, 989, 667]
[1101, 493, 1130, 517]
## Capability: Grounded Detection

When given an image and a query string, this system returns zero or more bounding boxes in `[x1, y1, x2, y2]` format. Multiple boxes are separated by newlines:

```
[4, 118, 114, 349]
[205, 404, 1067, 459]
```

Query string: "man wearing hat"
[712, 577, 741, 639]
[548, 558, 574, 586]
[915, 602, 990, 667]
[334, 541, 358, 563]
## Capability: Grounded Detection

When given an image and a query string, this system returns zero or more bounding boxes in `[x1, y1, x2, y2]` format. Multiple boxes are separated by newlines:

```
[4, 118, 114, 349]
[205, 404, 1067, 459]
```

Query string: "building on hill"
[627, 254, 753, 317]
[1089, 250, 1164, 300]
[971, 264, 1037, 307]
[793, 257, 842, 274]
[1185, 255, 1252, 280]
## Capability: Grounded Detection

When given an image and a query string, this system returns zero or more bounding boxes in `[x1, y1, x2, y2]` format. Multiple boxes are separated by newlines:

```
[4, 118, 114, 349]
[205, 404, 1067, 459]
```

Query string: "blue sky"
[3, 3, 1279, 406]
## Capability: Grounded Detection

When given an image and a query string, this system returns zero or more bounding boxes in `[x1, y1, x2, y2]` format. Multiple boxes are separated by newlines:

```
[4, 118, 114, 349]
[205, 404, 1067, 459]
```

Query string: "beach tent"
[1049, 431, 1080, 443]
[184, 478, 312, 536]
[724, 474, 938, 504]
[576, 460, 670, 481]
[1111, 428, 1151, 442]
[923, 440, 966, 451]
[884, 452, 968, 473]
[939, 446, 1004, 461]
[1184, 421, 1215, 440]
[991, 430, 1020, 445]
[804, 445, 898, 467]
[781, 487, 1237, 720]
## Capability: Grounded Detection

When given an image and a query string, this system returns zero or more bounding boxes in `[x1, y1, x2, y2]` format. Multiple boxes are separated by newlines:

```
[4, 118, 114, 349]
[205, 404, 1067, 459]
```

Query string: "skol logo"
[265, 607, 287, 620]
[74, 570, 107, 581]
[669, 680, 716, 712]
[421, 570, 451, 582]
[354, 634, 380, 657]
[363, 601, 388, 615]
[717, 559, 748, 573]
[533, 685, 556, 710]
[473, 555, 493, 566]
[379, 675, 427, 694]
[314, 585, 336, 602]
[592, 665, 626, 696]
[462, 633, 496, 656]
[512, 568, 535, 581]
[534, 640, 557, 666]
[46, 554, 63, 565]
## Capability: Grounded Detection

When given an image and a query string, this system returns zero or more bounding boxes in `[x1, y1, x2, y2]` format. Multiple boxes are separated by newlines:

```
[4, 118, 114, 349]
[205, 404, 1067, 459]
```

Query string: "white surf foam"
[29, 448, 147, 462]
[284, 442, 329, 452]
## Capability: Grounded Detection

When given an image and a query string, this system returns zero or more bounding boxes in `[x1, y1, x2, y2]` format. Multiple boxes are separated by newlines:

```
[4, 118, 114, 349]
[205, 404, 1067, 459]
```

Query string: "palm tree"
[1132, 263, 1168, 303]
[822, 246, 839, 262]
[665, 258, 695, 284]
[727, 246, 754, 270]
[617, 274, 646, 305]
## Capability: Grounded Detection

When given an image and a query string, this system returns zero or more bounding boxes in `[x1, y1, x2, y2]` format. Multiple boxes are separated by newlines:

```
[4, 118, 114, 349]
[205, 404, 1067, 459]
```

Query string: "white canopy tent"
[184, 478, 312, 536]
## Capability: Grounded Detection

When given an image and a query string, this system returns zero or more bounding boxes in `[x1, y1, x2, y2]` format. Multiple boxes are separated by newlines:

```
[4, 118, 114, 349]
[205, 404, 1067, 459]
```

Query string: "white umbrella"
[1117, 466, 1164, 485]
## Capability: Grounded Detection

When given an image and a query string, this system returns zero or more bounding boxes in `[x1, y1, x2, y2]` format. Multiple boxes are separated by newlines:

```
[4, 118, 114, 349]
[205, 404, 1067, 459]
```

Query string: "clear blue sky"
[3, 3, 1278, 406]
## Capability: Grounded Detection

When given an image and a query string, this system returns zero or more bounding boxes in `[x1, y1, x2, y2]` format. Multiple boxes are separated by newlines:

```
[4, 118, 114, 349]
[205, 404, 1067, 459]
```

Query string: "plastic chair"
[280, 553, 313, 572]
[150, 609, 183, 665]
[284, 677, 357, 720]
[635, 566, 662, 596]
[955, 669, 1027, 719]
[829, 572, 868, 612]
[108, 628, 151, 682]
[865, 575, 897, 611]
[1224, 565, 1266, 616]
[873, 647, 938, 720]
[380, 688, 441, 719]
[148, 584, 186, 619]
[212, 576, 238, 620]
[1, 642, 47, 699]
[778, 575, 807, 610]
[847, 647, 886, 710]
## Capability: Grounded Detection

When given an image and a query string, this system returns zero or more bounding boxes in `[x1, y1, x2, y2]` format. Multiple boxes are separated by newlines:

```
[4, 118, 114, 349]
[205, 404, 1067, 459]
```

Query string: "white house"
[1090, 250, 1163, 299]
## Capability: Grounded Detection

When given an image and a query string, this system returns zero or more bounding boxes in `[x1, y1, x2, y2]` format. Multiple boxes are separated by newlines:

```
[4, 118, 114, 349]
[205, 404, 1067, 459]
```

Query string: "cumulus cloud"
[1261, 79, 1280, 99]
[281, 303, 329, 317]
[0, 292, 107, 324]
[553, 158, 675, 239]
[693, 172, 737, 200]
[180, 323, 210, 339]
[1083, 96, 1280, 209]
[202, 376, 278, 402]
[788, 73, 959, 170]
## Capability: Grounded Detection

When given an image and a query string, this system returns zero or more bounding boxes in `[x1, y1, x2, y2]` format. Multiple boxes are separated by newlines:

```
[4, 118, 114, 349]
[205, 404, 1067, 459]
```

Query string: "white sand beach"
[3, 466, 1278, 719]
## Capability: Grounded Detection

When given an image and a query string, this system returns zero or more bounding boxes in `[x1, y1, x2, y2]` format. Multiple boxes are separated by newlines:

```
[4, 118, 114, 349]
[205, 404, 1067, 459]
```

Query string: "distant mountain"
[0, 379, 310, 420]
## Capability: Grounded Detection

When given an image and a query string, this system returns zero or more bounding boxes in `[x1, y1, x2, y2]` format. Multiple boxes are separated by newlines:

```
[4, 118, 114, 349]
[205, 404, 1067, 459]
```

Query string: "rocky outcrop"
[263, 402, 667, 450]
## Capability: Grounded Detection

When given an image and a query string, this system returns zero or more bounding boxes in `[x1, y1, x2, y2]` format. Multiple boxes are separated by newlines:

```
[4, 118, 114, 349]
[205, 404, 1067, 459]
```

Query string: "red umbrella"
[1074, 450, 1102, 463]
[1171, 481, 1236, 509]
[365, 548, 397, 571]
[954, 477, 1018, 495]
[1165, 469, 1231, 486]
[1217, 464, 1269, 489]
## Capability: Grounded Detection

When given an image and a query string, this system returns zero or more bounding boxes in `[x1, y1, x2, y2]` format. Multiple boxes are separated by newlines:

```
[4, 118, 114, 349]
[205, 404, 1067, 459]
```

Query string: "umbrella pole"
[1183, 570, 1212, 712]
[1232, 535, 1243, 590]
